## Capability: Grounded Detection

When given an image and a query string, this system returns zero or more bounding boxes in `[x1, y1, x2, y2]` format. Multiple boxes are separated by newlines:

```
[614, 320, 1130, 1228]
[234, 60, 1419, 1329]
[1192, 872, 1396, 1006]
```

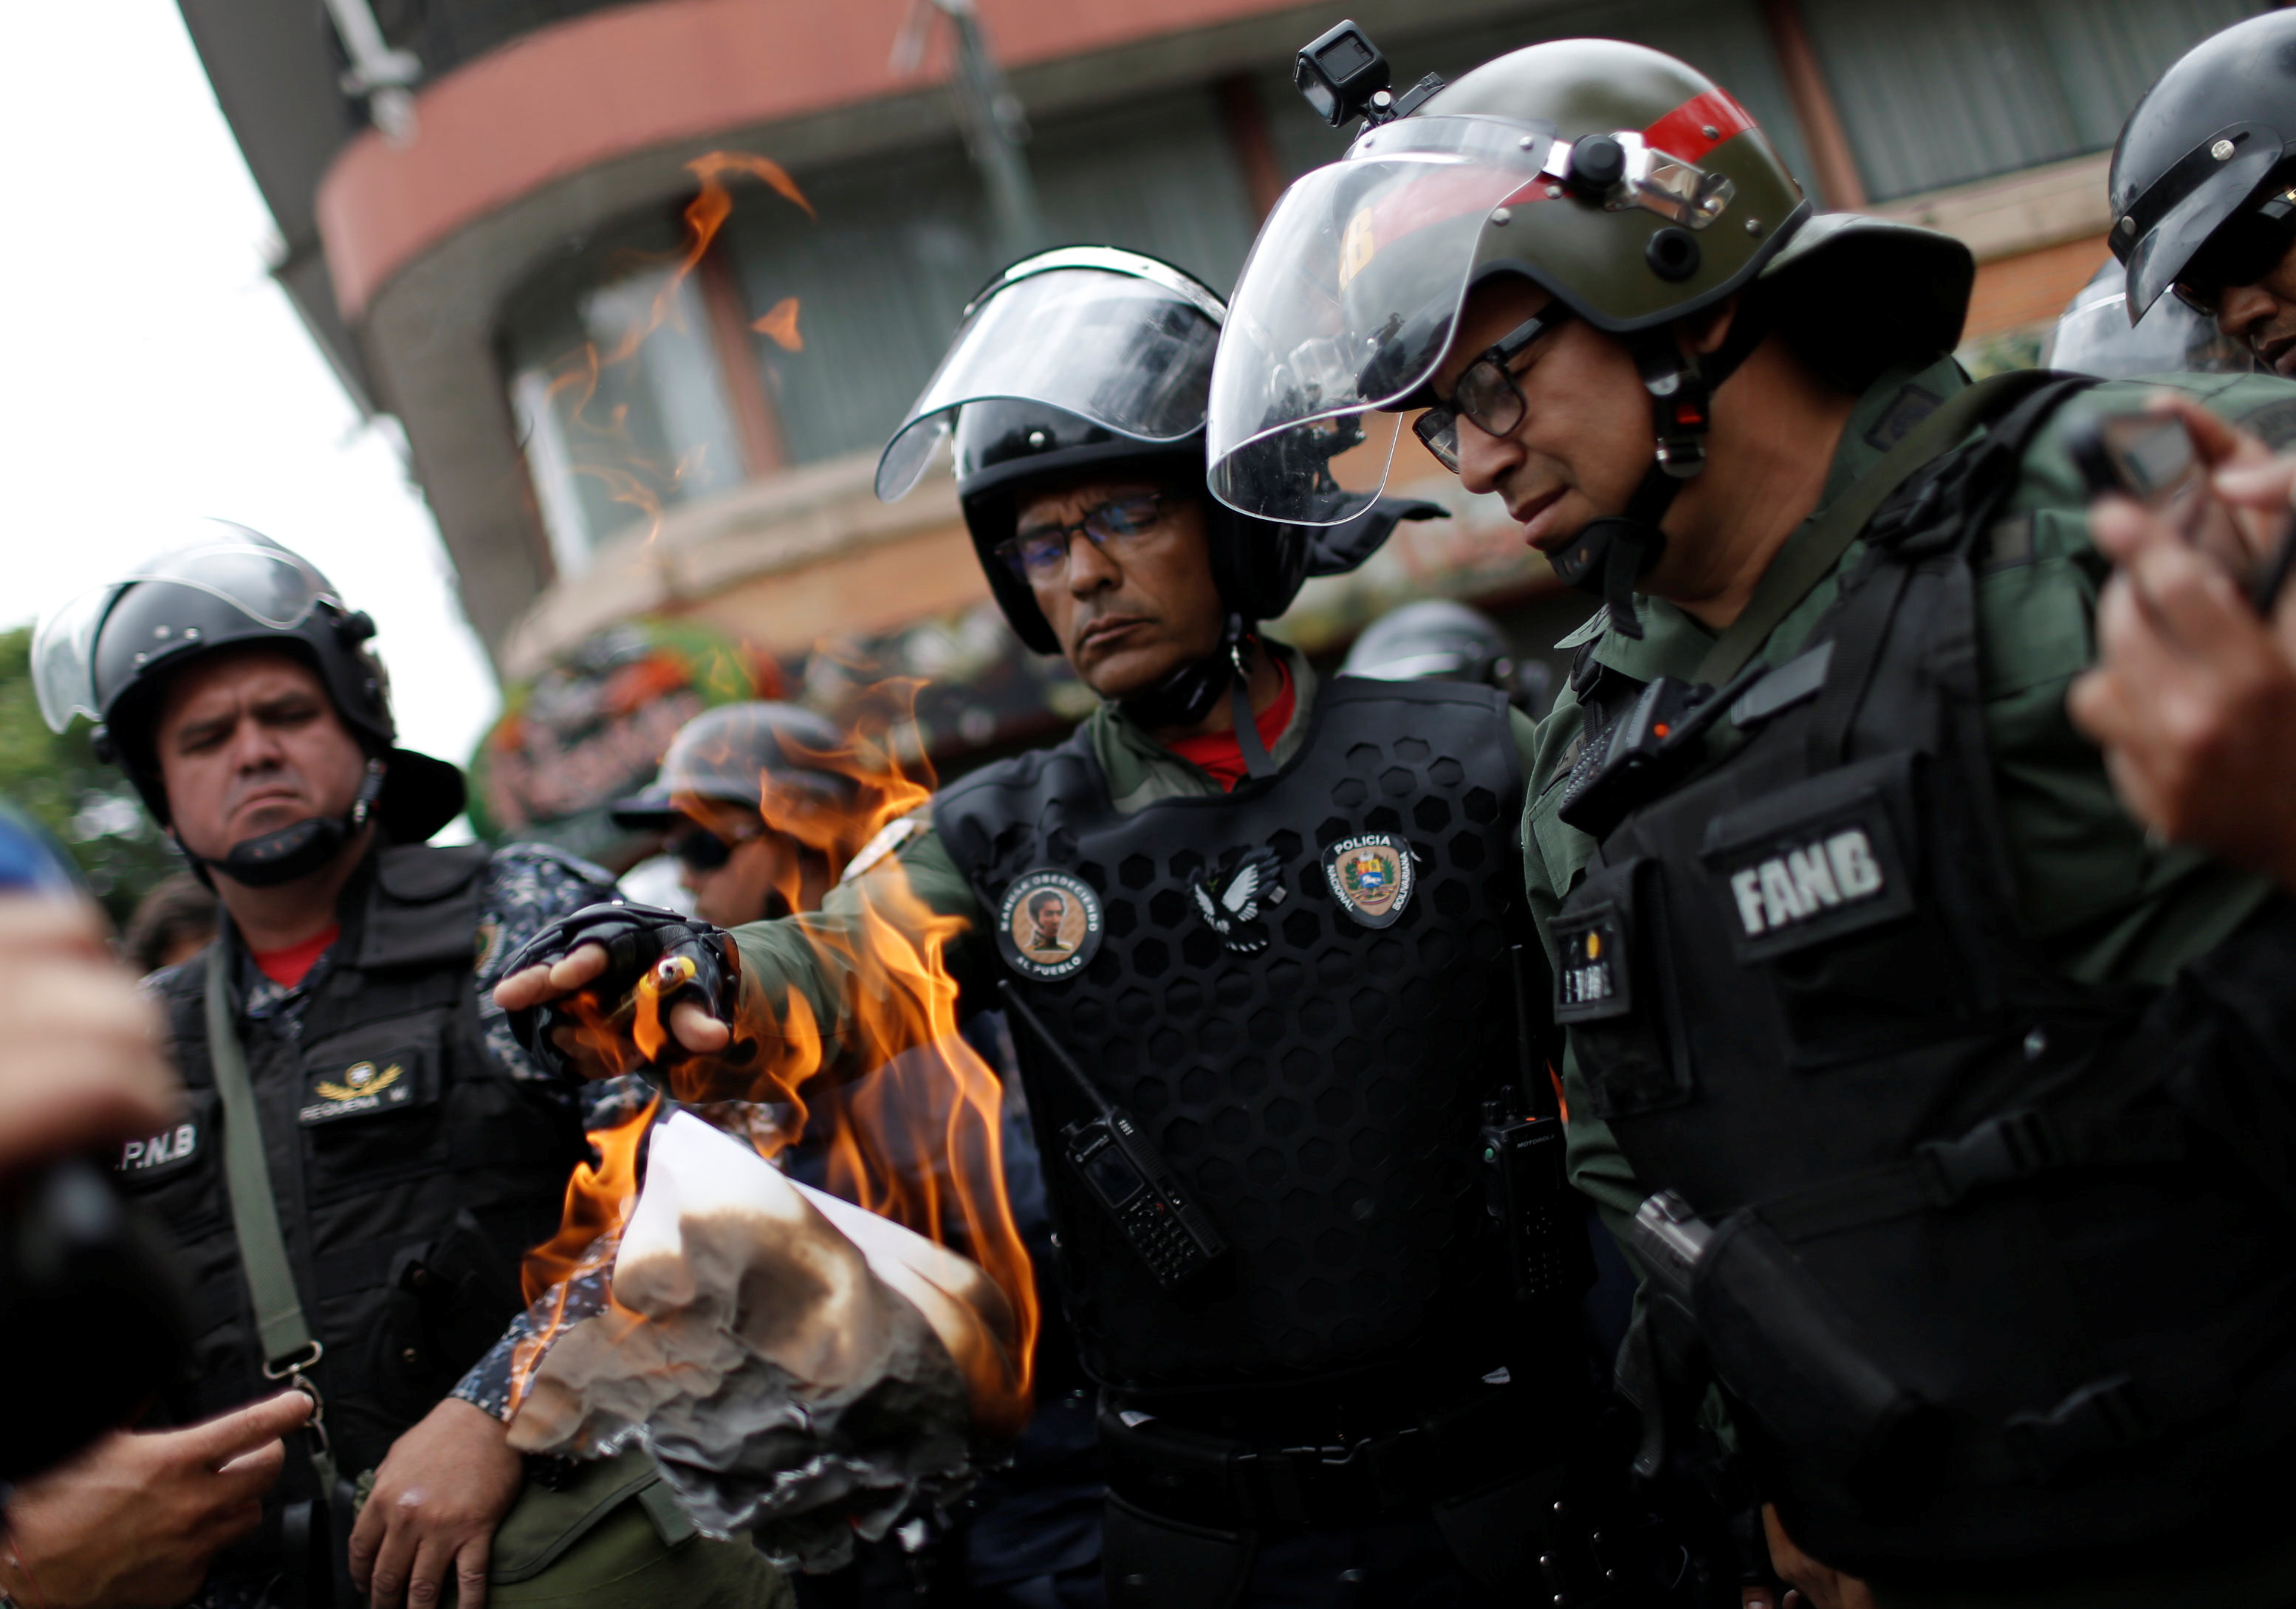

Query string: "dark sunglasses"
[669, 826, 744, 873]
[995, 493, 1170, 582]
[1413, 305, 1577, 473]
[2173, 187, 2296, 316]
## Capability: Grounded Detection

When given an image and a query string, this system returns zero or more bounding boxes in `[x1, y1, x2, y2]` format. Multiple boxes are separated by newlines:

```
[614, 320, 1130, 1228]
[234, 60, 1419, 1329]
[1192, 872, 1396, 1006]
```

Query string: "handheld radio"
[1482, 944, 1595, 1305]
[999, 983, 1228, 1289]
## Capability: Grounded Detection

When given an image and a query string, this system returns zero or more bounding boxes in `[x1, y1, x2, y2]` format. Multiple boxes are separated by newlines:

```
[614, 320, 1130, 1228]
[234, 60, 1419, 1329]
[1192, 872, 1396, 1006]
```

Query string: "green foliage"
[0, 626, 183, 924]
[1959, 323, 2049, 380]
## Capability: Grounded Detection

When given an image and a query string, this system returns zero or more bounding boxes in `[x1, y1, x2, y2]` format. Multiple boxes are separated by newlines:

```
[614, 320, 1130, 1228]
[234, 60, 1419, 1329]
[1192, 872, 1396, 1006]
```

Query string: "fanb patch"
[997, 868, 1103, 981]
[1702, 792, 1914, 964]
[301, 1049, 422, 1125]
[1323, 833, 1413, 928]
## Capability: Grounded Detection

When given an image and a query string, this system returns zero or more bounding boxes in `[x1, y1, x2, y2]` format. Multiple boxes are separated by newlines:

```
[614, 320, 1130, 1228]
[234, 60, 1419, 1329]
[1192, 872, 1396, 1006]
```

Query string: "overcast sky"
[0, 2, 496, 774]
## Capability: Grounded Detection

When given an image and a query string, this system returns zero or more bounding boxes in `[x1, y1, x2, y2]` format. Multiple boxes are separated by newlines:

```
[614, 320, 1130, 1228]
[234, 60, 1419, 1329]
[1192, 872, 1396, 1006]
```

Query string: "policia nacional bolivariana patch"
[997, 868, 1103, 981]
[1322, 832, 1413, 928]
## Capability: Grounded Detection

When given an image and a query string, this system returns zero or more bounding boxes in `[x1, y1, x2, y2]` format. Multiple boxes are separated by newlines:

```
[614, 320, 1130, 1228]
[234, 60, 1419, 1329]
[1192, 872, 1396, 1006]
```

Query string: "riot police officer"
[20, 528, 775, 1609]
[608, 701, 880, 928]
[1207, 32, 2296, 1609]
[2108, 7, 2296, 377]
[494, 248, 1617, 1607]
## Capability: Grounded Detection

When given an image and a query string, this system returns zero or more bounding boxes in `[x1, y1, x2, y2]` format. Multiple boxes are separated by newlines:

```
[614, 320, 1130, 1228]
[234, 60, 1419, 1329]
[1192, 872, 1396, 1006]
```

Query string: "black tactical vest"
[131, 845, 586, 1495]
[1556, 384, 2296, 1572]
[934, 678, 1531, 1400]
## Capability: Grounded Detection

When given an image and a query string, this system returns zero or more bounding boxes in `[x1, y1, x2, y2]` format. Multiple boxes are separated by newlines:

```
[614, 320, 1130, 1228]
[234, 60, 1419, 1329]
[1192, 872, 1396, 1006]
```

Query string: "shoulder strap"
[1693, 369, 2064, 687]
[204, 943, 337, 1489]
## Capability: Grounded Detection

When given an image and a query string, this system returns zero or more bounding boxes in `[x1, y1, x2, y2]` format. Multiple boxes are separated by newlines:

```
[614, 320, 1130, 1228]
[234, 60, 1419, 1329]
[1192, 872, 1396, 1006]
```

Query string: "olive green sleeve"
[1512, 693, 1648, 1231]
[727, 819, 995, 1084]
[1981, 373, 2286, 986]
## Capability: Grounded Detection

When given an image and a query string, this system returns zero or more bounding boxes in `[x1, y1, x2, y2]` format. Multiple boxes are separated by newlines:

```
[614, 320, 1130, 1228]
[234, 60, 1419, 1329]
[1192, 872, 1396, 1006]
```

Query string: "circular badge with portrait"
[1323, 832, 1415, 928]
[996, 868, 1104, 981]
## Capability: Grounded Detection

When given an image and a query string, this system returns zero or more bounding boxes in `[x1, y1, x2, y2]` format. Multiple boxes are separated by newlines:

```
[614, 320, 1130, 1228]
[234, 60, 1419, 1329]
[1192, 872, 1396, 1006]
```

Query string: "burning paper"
[507, 1111, 1018, 1570]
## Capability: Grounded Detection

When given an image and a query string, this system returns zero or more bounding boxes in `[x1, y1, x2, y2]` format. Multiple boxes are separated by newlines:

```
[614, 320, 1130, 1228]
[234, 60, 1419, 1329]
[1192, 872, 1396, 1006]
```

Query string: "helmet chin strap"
[1117, 612, 1254, 734]
[190, 759, 385, 890]
[1547, 305, 1769, 641]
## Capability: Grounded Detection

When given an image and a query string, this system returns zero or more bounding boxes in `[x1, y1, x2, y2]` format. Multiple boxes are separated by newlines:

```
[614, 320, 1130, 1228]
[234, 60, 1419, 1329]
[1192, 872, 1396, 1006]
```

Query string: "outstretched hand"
[493, 942, 730, 1081]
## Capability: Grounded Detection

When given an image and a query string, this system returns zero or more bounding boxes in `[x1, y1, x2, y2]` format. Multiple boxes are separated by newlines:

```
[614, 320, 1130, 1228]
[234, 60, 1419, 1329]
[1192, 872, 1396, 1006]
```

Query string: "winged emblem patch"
[314, 1060, 404, 1103]
[1190, 847, 1288, 953]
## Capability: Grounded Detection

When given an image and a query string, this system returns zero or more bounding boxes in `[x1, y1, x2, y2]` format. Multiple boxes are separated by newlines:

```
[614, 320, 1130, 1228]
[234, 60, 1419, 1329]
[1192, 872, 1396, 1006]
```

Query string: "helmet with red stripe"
[1210, 37, 1974, 635]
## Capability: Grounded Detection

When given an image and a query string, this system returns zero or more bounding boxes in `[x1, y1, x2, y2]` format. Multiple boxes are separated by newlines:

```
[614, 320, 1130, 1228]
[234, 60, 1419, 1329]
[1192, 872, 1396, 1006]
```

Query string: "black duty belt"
[1097, 1380, 1543, 1533]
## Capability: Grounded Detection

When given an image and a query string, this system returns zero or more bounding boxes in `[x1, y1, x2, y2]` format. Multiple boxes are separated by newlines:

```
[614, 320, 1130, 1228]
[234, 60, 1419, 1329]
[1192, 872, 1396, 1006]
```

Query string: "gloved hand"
[495, 902, 752, 1087]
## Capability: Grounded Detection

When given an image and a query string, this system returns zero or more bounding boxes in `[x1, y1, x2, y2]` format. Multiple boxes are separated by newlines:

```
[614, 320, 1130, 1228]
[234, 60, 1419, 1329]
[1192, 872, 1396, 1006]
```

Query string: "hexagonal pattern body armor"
[935, 678, 1529, 1393]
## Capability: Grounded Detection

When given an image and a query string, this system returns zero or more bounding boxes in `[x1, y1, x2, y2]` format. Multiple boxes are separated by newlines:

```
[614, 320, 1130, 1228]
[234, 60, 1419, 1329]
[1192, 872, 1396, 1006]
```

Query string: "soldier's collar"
[1565, 357, 1971, 687]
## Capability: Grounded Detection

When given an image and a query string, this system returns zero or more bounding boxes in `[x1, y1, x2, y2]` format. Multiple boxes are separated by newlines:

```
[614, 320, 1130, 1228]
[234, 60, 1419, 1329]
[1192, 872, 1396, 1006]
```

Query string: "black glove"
[501, 902, 746, 1085]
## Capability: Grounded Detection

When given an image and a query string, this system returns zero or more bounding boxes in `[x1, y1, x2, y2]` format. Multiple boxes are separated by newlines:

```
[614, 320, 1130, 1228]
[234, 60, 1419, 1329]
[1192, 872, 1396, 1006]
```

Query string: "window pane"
[503, 232, 746, 573]
[1803, 0, 2266, 201]
[723, 86, 1262, 470]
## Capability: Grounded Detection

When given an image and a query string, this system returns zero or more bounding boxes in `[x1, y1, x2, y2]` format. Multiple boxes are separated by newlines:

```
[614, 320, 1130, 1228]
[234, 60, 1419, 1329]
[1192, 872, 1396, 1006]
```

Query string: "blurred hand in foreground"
[0, 1392, 311, 1609]
[2070, 401, 2296, 891]
[0, 896, 179, 1181]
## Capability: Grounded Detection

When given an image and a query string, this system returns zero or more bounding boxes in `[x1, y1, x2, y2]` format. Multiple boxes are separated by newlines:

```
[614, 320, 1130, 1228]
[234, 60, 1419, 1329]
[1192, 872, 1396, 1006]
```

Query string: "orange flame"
[524, 150, 814, 547]
[516, 675, 1038, 1427]
[511, 1091, 658, 1405]
[753, 298, 803, 351]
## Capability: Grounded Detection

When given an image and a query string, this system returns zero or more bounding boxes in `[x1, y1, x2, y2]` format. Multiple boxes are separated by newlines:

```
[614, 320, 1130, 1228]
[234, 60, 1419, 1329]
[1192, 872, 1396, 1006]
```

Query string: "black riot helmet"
[32, 524, 466, 885]
[2110, 9, 2296, 322]
[1340, 598, 1544, 710]
[877, 247, 1440, 724]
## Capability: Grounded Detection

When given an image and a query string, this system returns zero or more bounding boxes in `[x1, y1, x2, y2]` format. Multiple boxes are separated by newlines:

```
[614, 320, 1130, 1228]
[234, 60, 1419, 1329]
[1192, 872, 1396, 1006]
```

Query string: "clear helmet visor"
[2046, 259, 2260, 379]
[875, 250, 1226, 502]
[31, 529, 341, 733]
[1208, 117, 1557, 524]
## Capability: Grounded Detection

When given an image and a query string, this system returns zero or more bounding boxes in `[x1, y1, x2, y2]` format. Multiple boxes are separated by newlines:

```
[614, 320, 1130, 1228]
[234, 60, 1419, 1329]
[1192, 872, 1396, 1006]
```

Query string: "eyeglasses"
[995, 493, 1171, 582]
[1412, 306, 1576, 473]
[2173, 188, 2296, 317]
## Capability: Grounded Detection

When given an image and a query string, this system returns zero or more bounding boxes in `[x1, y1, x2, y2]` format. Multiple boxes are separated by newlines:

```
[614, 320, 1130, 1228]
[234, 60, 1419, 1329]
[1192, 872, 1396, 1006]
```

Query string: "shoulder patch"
[492, 841, 617, 889]
[841, 814, 926, 885]
[473, 919, 503, 976]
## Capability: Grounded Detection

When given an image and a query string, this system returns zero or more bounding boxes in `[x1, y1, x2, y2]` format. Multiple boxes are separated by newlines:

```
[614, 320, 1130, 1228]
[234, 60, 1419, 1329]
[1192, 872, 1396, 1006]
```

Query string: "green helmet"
[1208, 36, 1972, 631]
